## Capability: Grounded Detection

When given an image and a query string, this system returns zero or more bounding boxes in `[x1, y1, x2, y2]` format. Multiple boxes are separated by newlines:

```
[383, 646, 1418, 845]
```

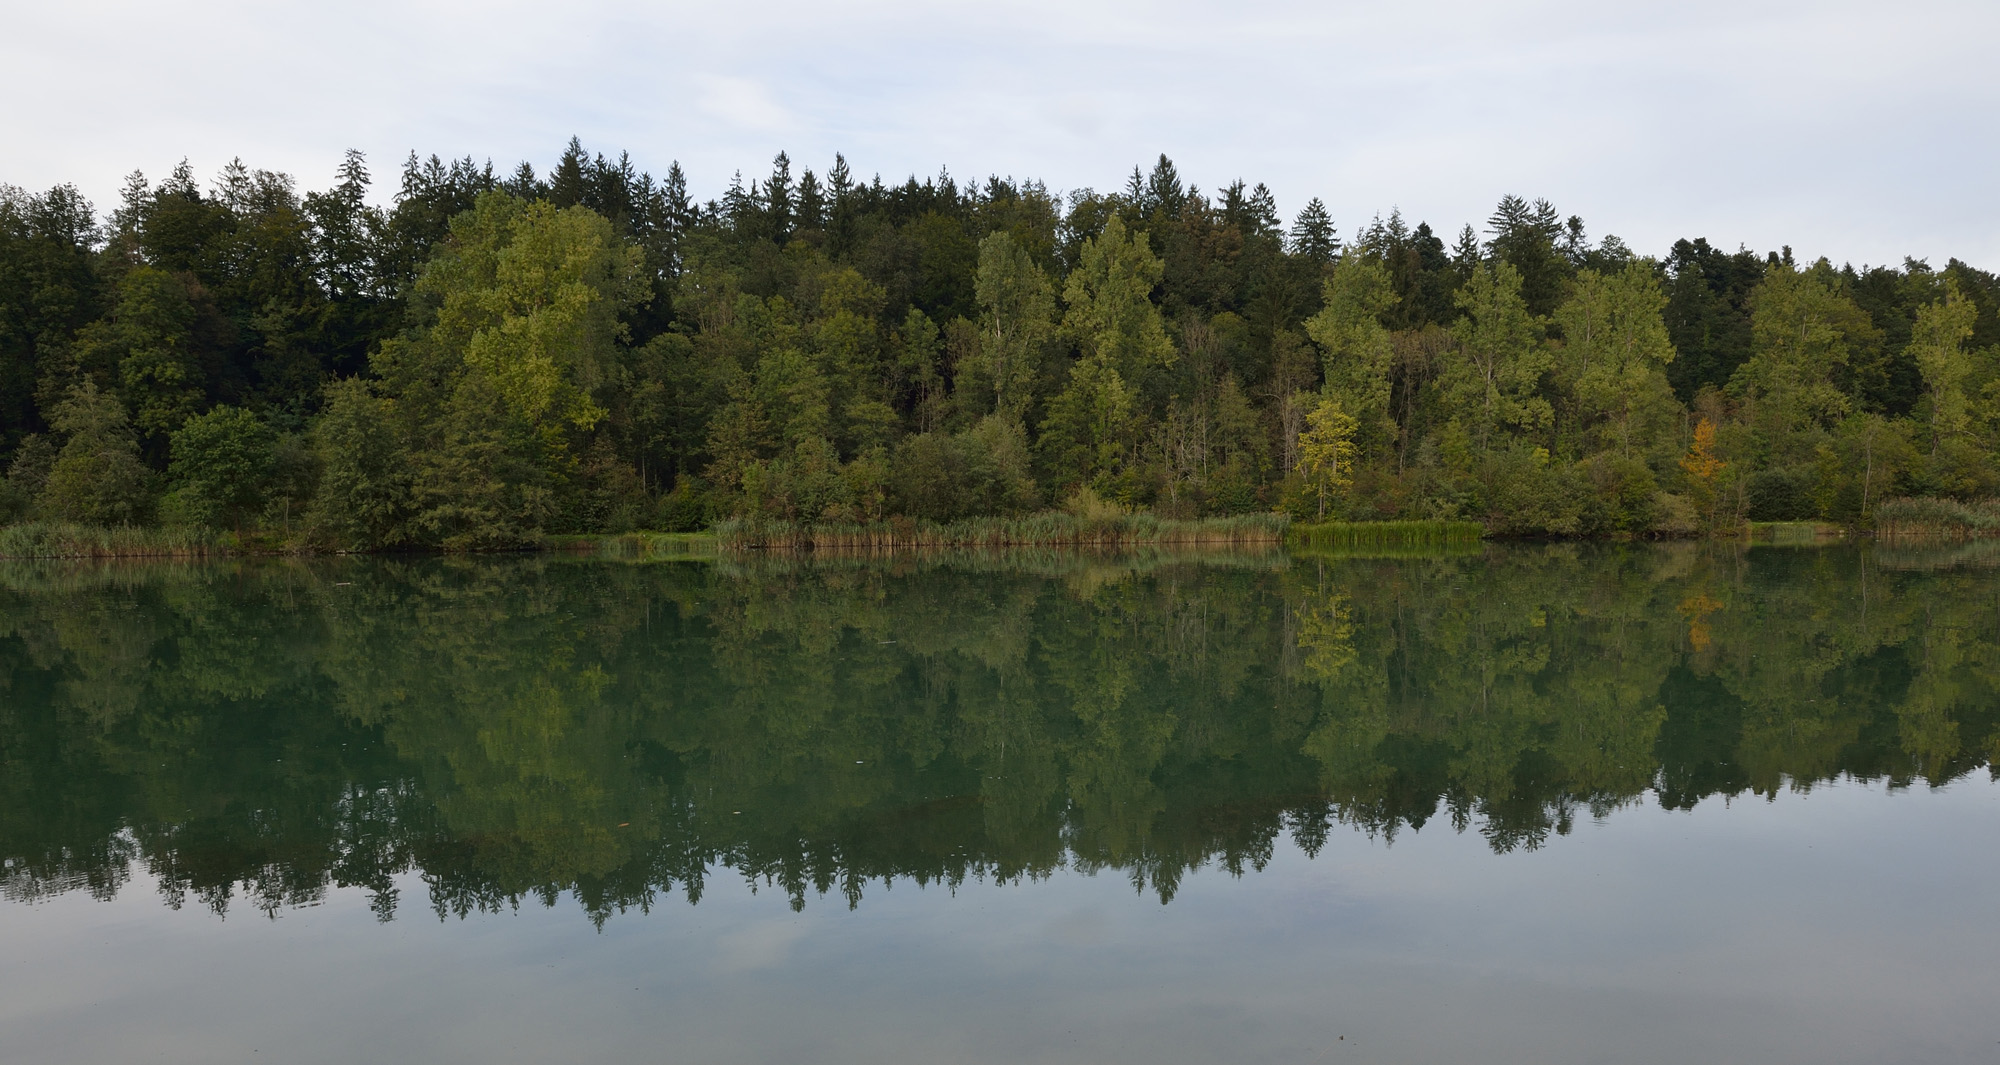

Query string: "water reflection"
[1, 544, 1994, 922]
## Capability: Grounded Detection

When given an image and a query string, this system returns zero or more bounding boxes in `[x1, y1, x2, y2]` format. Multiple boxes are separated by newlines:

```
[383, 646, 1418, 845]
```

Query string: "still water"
[3, 543, 1999, 1063]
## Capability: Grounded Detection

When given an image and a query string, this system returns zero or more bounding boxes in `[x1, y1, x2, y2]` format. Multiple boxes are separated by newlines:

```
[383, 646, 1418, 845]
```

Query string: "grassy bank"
[0, 522, 235, 559]
[715, 512, 1290, 550]
[1286, 520, 1484, 550]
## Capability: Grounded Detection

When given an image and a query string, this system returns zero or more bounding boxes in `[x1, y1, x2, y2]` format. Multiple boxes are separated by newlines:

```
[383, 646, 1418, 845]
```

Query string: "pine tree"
[1289, 198, 1338, 265]
[1247, 184, 1281, 237]
[549, 137, 589, 208]
[1144, 155, 1183, 221]
[795, 169, 825, 233]
[765, 152, 794, 242]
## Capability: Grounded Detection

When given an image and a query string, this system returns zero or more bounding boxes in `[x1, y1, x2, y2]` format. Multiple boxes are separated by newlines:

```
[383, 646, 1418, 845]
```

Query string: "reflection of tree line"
[1, 547, 1996, 921]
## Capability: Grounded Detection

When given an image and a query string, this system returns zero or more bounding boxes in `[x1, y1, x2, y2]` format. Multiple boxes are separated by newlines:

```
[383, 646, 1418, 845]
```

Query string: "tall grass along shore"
[0, 522, 230, 559]
[1872, 497, 2000, 541]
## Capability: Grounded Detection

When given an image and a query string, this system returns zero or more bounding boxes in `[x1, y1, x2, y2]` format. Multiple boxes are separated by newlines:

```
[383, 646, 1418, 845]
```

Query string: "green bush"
[0, 435, 55, 523]
[890, 416, 1038, 522]
[37, 381, 153, 525]
[162, 405, 276, 529]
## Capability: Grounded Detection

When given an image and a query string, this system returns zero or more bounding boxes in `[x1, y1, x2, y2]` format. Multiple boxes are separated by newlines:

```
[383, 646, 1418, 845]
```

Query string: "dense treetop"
[3, 143, 1997, 543]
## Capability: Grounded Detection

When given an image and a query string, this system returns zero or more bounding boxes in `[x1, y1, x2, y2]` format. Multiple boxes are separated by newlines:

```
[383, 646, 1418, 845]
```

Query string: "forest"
[3, 142, 1998, 546]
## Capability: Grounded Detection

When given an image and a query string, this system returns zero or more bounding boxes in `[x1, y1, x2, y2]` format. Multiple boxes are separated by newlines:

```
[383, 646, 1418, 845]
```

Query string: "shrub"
[37, 381, 153, 525]
[161, 405, 276, 529]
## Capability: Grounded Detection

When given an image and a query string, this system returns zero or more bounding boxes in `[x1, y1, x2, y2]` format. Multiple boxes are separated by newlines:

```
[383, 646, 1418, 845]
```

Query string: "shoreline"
[2, 513, 1986, 561]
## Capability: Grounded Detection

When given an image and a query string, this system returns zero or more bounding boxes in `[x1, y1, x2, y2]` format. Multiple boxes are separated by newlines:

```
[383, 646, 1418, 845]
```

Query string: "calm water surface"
[3, 543, 1999, 1063]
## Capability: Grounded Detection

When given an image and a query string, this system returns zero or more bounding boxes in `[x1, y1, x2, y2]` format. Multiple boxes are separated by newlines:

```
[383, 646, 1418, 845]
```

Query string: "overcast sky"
[4, 0, 1994, 268]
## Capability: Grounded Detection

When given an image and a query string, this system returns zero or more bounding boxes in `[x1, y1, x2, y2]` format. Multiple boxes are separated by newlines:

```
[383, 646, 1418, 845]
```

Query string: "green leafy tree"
[1303, 254, 1397, 453]
[1909, 280, 1978, 453]
[1445, 261, 1549, 449]
[1734, 261, 1873, 436]
[68, 265, 208, 446]
[0, 184, 102, 457]
[307, 378, 410, 549]
[974, 232, 1056, 417]
[1296, 393, 1359, 519]
[1553, 260, 1678, 457]
[38, 380, 152, 524]
[1038, 356, 1136, 492]
[0, 433, 55, 521]
[162, 405, 277, 529]
[1061, 215, 1175, 384]
[422, 192, 645, 437]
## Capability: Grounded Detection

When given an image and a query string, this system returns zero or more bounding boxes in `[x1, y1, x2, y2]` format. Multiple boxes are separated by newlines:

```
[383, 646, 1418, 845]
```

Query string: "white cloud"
[694, 76, 795, 135]
[2, 0, 1995, 266]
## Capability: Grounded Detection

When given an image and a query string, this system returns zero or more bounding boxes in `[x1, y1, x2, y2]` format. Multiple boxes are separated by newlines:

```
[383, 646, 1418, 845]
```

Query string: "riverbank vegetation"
[4, 144, 1999, 550]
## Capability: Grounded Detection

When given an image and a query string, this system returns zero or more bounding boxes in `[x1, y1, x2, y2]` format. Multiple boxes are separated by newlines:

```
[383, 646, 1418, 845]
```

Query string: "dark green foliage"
[1664, 238, 1763, 400]
[4, 147, 1998, 546]
[162, 405, 277, 528]
[306, 378, 408, 550]
[0, 185, 100, 455]
[890, 417, 1038, 521]
[37, 380, 152, 525]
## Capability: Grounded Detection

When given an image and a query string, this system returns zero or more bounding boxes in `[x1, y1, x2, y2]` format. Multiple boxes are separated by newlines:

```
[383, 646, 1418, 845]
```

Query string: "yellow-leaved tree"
[1296, 393, 1359, 520]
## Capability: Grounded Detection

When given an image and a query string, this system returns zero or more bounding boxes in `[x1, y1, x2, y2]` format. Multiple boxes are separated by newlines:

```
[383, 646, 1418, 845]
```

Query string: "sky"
[4, 0, 1995, 269]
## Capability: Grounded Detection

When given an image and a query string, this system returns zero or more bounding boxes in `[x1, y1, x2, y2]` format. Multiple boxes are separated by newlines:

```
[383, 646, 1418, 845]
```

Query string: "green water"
[3, 543, 1999, 1063]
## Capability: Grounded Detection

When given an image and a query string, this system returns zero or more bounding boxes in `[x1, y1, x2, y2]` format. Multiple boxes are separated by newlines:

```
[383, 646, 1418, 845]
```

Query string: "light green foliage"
[1038, 356, 1137, 492]
[1446, 261, 1549, 449]
[1736, 261, 1873, 433]
[1910, 280, 1978, 450]
[162, 405, 276, 528]
[753, 344, 833, 449]
[975, 231, 1056, 416]
[1295, 393, 1359, 519]
[421, 192, 645, 436]
[37, 380, 152, 525]
[1304, 254, 1397, 452]
[1553, 260, 1678, 456]
[1061, 215, 1175, 383]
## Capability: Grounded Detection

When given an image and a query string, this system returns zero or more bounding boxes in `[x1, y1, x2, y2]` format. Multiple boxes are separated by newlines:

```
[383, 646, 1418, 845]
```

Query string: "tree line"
[3, 143, 1998, 544]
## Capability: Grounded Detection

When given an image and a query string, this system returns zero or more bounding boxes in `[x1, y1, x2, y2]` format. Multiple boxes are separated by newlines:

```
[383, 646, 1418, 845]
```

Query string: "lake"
[3, 542, 1998, 1064]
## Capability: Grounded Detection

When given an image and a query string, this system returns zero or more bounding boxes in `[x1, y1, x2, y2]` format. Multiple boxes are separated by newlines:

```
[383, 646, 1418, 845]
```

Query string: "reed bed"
[1873, 497, 2000, 542]
[1286, 520, 1484, 550]
[0, 522, 232, 559]
[715, 512, 1291, 551]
